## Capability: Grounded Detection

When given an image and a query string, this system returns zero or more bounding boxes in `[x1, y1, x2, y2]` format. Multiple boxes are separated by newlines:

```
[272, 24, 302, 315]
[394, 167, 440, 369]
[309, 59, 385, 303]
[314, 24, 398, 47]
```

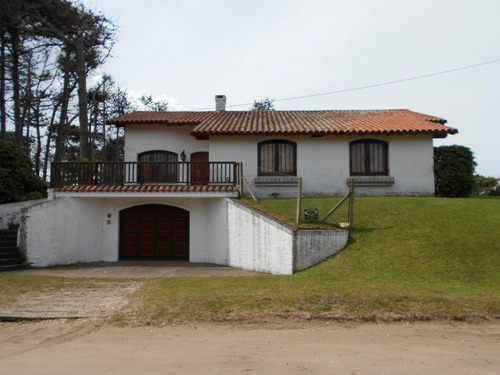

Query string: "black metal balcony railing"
[50, 161, 240, 188]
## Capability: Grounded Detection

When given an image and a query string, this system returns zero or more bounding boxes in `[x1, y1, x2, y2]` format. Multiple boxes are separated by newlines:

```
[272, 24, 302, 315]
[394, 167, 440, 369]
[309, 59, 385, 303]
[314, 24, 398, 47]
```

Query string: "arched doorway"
[119, 204, 189, 260]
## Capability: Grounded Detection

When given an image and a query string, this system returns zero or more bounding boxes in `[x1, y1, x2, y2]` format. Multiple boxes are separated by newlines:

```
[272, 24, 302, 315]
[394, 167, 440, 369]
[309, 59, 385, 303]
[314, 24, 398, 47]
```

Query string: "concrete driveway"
[3, 261, 262, 278]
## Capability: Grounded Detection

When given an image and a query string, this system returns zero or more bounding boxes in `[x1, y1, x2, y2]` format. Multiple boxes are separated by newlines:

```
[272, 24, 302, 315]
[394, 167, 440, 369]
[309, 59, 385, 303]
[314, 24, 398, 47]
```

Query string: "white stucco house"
[1, 96, 457, 274]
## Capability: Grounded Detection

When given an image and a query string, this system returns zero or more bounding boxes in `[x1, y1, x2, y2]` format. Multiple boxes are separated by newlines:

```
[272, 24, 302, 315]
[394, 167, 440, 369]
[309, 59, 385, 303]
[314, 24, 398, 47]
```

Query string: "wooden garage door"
[119, 204, 189, 260]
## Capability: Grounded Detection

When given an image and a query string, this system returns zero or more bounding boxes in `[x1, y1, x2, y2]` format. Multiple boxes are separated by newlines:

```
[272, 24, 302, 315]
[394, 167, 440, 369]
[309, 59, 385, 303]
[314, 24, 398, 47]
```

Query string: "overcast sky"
[83, 0, 500, 177]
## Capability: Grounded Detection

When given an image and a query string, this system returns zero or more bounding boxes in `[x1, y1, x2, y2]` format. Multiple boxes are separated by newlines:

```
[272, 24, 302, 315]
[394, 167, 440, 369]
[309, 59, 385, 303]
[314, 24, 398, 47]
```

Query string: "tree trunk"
[21, 56, 33, 154]
[10, 29, 22, 148]
[43, 104, 59, 182]
[0, 31, 6, 140]
[53, 53, 71, 163]
[75, 36, 91, 160]
[34, 105, 42, 175]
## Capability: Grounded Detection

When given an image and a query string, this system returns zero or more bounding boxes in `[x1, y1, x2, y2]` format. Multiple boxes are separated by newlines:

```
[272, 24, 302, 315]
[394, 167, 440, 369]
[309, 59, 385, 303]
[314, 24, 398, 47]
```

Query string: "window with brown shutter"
[349, 140, 388, 176]
[258, 140, 297, 176]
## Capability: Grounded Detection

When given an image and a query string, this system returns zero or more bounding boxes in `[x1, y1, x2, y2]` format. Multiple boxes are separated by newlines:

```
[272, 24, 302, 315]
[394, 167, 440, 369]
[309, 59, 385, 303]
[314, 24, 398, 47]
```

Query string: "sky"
[83, 0, 500, 177]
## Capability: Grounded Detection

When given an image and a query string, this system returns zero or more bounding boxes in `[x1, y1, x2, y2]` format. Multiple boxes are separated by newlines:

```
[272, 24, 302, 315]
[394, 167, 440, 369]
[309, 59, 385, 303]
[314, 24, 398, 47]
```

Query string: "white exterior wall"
[387, 135, 435, 196]
[227, 199, 294, 274]
[202, 198, 229, 264]
[227, 200, 349, 274]
[0, 199, 47, 230]
[124, 124, 209, 162]
[209, 134, 435, 198]
[123, 125, 435, 197]
[22, 198, 105, 267]
[294, 229, 348, 272]
[22, 196, 229, 267]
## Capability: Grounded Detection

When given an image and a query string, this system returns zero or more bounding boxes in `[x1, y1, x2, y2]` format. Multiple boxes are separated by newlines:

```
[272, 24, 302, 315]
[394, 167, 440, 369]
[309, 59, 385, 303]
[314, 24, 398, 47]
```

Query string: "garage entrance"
[119, 204, 189, 260]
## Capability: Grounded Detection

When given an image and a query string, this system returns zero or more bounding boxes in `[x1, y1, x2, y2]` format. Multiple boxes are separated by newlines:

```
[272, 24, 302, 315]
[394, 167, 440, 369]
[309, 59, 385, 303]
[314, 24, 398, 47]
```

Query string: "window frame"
[349, 139, 389, 176]
[257, 140, 297, 176]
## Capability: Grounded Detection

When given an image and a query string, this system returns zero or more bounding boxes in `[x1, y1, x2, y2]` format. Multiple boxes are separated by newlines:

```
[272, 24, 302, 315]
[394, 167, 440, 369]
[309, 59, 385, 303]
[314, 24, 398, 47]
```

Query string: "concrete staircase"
[0, 227, 27, 271]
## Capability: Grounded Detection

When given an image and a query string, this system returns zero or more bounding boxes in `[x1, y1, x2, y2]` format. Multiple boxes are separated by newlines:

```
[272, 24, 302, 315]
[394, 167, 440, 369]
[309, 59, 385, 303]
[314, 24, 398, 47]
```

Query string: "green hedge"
[434, 145, 476, 197]
[0, 140, 47, 204]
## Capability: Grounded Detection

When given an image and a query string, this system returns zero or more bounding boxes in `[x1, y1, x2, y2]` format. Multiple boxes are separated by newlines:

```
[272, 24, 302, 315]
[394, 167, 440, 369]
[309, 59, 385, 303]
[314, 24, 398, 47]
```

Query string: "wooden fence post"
[296, 177, 302, 223]
[238, 163, 243, 198]
[242, 176, 259, 203]
[348, 177, 355, 229]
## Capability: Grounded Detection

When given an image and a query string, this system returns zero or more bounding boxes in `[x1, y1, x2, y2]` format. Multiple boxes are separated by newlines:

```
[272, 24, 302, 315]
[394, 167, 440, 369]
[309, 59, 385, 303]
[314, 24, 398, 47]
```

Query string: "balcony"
[50, 161, 240, 189]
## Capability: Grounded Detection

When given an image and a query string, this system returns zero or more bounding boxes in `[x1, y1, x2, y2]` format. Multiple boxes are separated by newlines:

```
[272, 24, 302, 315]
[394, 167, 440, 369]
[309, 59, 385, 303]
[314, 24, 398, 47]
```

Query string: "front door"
[119, 204, 189, 260]
[191, 152, 209, 185]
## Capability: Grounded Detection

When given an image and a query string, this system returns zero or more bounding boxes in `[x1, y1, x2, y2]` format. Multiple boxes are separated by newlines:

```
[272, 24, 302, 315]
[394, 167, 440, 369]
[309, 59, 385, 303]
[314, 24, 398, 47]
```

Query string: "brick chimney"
[215, 95, 226, 111]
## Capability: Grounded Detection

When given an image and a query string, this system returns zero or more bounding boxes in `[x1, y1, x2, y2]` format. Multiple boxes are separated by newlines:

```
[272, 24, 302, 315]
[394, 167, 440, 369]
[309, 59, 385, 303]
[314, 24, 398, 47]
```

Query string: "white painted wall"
[201, 198, 229, 264]
[22, 196, 229, 267]
[21, 196, 348, 273]
[227, 200, 349, 274]
[227, 199, 294, 274]
[22, 198, 106, 267]
[209, 134, 436, 198]
[294, 229, 348, 272]
[0, 199, 47, 230]
[124, 124, 208, 162]
[123, 124, 435, 197]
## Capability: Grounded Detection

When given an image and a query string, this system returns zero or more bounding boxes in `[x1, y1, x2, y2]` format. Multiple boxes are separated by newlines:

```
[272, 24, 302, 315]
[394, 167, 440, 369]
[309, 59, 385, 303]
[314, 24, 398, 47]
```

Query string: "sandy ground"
[1, 270, 498, 374]
[0, 281, 140, 320]
[0, 320, 499, 374]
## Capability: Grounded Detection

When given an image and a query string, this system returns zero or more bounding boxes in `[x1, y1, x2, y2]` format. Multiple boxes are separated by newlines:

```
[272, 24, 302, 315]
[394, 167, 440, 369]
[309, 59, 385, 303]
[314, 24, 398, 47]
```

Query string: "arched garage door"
[119, 204, 189, 260]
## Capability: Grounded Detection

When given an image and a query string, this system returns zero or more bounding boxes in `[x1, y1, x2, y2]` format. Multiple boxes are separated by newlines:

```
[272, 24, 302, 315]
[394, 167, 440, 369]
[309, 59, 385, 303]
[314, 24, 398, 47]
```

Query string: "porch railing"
[50, 161, 240, 188]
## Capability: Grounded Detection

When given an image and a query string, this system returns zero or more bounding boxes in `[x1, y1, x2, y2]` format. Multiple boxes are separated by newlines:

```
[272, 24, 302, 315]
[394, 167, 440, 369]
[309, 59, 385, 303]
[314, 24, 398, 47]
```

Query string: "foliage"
[490, 185, 500, 196]
[251, 97, 275, 111]
[139, 94, 169, 112]
[0, 140, 47, 203]
[434, 145, 477, 197]
[0, 0, 120, 173]
[472, 174, 498, 195]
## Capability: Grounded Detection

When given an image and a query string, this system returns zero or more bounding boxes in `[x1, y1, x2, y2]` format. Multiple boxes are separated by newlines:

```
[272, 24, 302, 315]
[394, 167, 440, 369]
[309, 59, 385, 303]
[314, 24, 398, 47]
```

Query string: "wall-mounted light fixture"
[180, 150, 186, 161]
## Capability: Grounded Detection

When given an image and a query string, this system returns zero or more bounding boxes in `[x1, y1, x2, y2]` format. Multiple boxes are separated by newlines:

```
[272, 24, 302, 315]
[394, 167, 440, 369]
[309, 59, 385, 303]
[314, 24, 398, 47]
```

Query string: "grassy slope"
[2, 198, 498, 324]
[116, 197, 499, 324]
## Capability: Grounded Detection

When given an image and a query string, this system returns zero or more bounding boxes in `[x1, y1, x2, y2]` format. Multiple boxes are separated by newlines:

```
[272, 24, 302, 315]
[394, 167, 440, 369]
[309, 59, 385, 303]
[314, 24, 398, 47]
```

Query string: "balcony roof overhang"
[53, 185, 240, 198]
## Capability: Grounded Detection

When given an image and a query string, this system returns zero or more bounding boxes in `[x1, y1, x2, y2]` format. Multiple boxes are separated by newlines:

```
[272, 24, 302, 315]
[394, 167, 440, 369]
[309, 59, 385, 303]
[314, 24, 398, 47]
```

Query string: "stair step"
[0, 243, 18, 248]
[0, 228, 23, 272]
[0, 258, 24, 266]
[0, 252, 23, 259]
[0, 245, 19, 253]
[0, 263, 28, 272]
[0, 236, 17, 243]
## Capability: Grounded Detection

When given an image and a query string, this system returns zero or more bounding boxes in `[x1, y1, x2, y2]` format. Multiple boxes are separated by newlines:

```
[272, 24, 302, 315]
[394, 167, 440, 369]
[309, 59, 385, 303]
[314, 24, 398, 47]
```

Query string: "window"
[258, 140, 297, 176]
[349, 140, 388, 176]
[138, 150, 178, 182]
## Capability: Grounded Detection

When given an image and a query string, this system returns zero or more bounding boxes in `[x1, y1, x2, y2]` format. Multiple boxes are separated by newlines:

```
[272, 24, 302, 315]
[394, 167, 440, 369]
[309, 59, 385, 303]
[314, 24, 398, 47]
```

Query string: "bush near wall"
[434, 145, 476, 197]
[0, 140, 47, 204]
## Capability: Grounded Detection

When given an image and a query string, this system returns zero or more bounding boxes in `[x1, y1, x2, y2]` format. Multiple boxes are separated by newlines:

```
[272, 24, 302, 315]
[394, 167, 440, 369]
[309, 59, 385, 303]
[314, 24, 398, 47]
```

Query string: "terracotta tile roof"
[108, 109, 457, 138]
[55, 185, 239, 193]
[108, 111, 216, 125]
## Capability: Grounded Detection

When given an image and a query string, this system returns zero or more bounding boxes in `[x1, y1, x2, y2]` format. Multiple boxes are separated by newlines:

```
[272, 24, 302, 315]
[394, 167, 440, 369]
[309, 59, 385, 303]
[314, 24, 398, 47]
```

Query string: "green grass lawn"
[113, 197, 499, 325]
[2, 197, 499, 325]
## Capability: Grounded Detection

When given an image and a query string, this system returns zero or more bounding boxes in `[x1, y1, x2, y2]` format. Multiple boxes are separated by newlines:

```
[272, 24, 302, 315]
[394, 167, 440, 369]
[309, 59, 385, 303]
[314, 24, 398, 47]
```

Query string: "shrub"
[434, 145, 476, 197]
[0, 140, 47, 204]
[490, 186, 500, 196]
[473, 174, 498, 195]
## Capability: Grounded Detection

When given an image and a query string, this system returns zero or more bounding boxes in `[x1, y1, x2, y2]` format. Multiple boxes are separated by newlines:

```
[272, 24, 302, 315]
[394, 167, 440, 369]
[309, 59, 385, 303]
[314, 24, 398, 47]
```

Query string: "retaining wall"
[227, 199, 349, 274]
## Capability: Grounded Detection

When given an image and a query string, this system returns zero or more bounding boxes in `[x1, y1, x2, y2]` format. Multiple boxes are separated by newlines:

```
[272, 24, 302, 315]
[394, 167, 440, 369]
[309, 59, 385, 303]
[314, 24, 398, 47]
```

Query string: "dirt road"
[1, 320, 498, 374]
